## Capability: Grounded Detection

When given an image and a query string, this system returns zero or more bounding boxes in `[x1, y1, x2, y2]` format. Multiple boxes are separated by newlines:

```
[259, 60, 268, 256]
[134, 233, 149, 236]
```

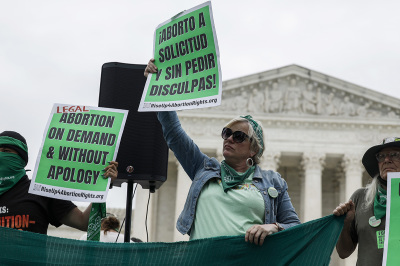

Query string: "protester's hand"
[333, 200, 355, 224]
[144, 58, 158, 77]
[245, 224, 278, 246]
[103, 161, 118, 183]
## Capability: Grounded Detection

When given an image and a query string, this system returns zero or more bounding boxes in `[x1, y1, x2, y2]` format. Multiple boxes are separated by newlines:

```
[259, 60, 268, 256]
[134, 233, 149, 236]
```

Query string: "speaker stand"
[124, 179, 134, 243]
[123, 180, 156, 242]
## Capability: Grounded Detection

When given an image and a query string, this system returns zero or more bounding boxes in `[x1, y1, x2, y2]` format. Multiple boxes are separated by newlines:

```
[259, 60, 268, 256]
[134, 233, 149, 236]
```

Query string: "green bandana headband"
[0, 136, 28, 165]
[0, 136, 28, 154]
[240, 115, 264, 156]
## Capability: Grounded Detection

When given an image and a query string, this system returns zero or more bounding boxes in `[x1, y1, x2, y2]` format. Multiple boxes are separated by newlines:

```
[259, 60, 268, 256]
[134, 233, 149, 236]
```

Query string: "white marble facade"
[49, 65, 400, 266]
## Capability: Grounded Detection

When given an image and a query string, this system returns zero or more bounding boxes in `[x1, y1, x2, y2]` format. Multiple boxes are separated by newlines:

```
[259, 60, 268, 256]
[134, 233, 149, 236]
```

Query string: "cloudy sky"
[2, 0, 399, 208]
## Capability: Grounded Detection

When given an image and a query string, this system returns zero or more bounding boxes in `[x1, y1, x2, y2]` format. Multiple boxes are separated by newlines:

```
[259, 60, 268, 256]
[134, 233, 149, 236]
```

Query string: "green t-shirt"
[350, 188, 385, 266]
[190, 174, 264, 240]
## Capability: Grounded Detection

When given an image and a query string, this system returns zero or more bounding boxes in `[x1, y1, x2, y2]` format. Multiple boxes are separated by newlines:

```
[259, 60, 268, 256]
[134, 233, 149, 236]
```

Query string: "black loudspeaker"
[98, 62, 168, 190]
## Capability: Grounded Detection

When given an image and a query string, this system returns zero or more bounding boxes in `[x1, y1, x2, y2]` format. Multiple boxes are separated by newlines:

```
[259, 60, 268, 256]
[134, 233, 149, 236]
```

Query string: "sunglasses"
[221, 127, 250, 143]
[375, 151, 400, 163]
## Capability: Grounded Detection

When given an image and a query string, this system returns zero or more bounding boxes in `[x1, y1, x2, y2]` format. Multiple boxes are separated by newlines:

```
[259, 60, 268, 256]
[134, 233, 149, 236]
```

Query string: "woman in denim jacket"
[145, 60, 300, 246]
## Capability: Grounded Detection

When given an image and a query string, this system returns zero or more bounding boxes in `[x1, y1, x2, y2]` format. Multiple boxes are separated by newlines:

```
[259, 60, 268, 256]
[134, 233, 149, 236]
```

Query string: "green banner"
[28, 104, 128, 202]
[139, 1, 222, 111]
[383, 172, 400, 265]
[0, 214, 344, 265]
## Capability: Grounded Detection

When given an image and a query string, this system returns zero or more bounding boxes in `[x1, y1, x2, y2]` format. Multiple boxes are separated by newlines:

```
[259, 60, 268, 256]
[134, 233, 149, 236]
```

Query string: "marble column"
[301, 152, 326, 222]
[261, 150, 281, 172]
[334, 163, 346, 204]
[341, 154, 363, 201]
[173, 161, 191, 242]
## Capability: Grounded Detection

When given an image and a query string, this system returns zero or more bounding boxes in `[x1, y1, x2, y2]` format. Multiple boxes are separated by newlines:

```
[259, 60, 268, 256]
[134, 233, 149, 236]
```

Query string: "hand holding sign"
[29, 104, 128, 202]
[102, 161, 118, 182]
[144, 58, 157, 78]
[139, 1, 222, 112]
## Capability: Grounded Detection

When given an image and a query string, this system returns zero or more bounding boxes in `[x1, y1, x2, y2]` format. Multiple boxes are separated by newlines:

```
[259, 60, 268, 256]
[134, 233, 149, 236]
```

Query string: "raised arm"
[145, 58, 210, 179]
[157, 111, 208, 180]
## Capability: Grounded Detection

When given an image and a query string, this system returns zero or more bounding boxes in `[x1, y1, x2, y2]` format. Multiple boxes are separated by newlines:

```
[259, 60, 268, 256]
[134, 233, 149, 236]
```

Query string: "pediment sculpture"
[211, 74, 399, 119]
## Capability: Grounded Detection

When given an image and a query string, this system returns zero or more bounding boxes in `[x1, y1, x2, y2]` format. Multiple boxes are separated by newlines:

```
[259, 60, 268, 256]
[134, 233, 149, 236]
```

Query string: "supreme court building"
[50, 65, 400, 265]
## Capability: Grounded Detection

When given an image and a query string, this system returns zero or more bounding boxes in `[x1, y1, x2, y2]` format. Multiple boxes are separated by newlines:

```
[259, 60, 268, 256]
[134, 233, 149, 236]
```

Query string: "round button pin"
[268, 187, 278, 198]
[369, 216, 381, 227]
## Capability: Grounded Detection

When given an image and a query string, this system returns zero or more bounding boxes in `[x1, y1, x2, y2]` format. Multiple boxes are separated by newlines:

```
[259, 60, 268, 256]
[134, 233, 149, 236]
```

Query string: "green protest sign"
[28, 104, 128, 202]
[383, 172, 400, 265]
[139, 1, 222, 111]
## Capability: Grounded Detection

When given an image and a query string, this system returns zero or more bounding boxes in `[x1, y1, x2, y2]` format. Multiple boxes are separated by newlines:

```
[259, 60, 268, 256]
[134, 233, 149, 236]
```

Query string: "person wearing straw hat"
[144, 60, 300, 246]
[333, 137, 400, 265]
[0, 130, 118, 234]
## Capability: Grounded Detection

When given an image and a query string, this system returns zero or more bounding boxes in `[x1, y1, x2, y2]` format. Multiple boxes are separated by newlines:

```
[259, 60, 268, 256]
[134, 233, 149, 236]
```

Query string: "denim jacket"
[158, 111, 301, 235]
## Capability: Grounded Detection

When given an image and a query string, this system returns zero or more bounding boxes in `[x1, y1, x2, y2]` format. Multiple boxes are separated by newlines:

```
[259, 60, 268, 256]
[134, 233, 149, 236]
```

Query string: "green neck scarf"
[0, 153, 26, 195]
[87, 203, 107, 241]
[374, 185, 387, 220]
[220, 161, 255, 192]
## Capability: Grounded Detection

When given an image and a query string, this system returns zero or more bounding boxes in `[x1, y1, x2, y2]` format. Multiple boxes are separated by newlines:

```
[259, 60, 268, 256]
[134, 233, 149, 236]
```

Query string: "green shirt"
[190, 174, 264, 240]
